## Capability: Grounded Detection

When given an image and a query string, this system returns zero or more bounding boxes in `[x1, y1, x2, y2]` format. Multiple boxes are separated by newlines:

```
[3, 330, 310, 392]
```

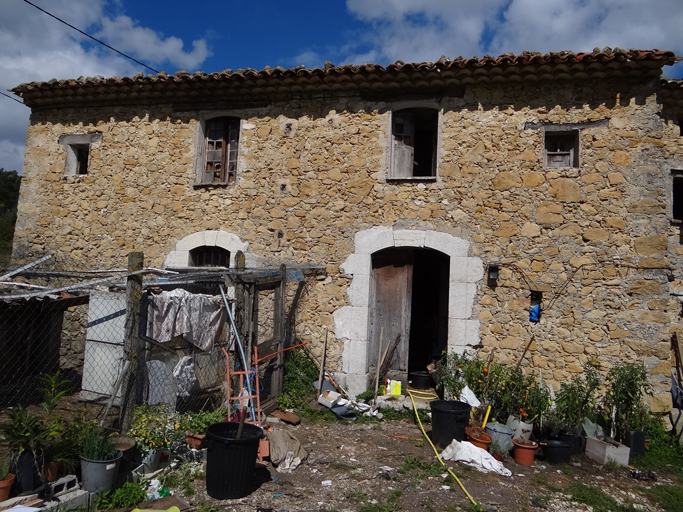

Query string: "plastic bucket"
[485, 422, 514, 452]
[542, 440, 573, 465]
[80, 452, 122, 493]
[624, 430, 646, 459]
[409, 371, 433, 390]
[205, 422, 263, 499]
[430, 400, 471, 448]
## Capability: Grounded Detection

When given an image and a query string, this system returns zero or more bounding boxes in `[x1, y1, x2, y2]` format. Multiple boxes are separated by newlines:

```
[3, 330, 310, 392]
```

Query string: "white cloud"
[291, 51, 323, 69]
[344, 0, 683, 77]
[0, 0, 209, 173]
[97, 16, 211, 71]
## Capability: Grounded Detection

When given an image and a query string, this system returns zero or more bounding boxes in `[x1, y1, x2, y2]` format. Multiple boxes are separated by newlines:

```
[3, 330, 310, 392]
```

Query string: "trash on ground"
[440, 439, 512, 477]
[267, 429, 308, 473]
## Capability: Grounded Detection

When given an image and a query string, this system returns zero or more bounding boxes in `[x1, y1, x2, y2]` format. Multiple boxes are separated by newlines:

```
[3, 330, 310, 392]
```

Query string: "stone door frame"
[333, 227, 484, 395]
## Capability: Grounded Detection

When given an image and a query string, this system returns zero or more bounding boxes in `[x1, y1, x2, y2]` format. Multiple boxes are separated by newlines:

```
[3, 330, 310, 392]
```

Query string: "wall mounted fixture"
[487, 265, 499, 288]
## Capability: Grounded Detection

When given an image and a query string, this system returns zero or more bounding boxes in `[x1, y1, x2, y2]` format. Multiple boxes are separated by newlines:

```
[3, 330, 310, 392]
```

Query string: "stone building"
[10, 48, 683, 411]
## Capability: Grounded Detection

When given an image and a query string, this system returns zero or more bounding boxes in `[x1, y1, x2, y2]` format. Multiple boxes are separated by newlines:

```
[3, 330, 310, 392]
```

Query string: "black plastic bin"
[542, 439, 573, 465]
[624, 430, 646, 459]
[205, 422, 263, 499]
[430, 400, 471, 448]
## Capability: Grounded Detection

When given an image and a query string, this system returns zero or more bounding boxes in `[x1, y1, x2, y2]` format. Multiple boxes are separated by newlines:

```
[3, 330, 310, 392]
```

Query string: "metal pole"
[219, 285, 255, 421]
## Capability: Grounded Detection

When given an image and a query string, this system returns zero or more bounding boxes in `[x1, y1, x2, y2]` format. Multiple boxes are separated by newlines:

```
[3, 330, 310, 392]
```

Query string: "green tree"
[0, 168, 21, 266]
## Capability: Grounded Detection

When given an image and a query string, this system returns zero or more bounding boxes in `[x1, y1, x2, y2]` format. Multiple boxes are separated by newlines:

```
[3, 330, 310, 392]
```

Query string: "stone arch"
[164, 230, 256, 268]
[333, 227, 484, 395]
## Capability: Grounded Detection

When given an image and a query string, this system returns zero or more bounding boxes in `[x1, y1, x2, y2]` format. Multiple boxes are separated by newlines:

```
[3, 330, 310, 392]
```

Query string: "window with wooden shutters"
[203, 117, 240, 184]
[390, 108, 438, 179]
[672, 171, 683, 223]
[545, 131, 579, 168]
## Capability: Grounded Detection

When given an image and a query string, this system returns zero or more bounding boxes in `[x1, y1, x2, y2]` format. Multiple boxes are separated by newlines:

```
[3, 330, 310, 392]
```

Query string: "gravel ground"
[180, 415, 676, 512]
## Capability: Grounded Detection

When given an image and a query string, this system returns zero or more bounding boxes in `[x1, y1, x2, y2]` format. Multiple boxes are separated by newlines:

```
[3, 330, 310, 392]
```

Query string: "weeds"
[331, 461, 359, 471]
[559, 463, 573, 475]
[642, 481, 683, 512]
[532, 474, 562, 493]
[566, 483, 636, 512]
[345, 490, 368, 502]
[398, 456, 442, 479]
[530, 494, 551, 508]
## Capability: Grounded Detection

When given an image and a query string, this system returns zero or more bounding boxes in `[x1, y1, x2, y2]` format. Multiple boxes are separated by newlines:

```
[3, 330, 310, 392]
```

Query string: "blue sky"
[2, 0, 683, 173]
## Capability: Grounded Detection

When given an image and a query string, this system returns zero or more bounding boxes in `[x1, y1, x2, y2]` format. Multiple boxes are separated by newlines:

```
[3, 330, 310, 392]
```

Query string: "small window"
[673, 172, 683, 223]
[545, 131, 579, 168]
[189, 246, 230, 267]
[390, 108, 438, 179]
[58, 133, 101, 176]
[203, 117, 240, 184]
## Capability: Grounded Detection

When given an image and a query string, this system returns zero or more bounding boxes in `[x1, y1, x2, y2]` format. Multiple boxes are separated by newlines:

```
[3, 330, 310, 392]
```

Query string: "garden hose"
[407, 390, 478, 507]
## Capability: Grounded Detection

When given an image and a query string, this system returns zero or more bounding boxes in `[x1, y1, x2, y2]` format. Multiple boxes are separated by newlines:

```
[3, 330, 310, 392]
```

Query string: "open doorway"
[369, 247, 450, 383]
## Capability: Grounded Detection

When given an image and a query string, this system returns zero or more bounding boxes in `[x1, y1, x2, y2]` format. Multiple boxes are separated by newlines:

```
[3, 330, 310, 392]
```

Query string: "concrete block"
[355, 226, 394, 255]
[340, 253, 372, 276]
[394, 229, 425, 247]
[176, 231, 205, 251]
[164, 250, 189, 268]
[586, 436, 630, 466]
[450, 257, 469, 283]
[425, 231, 469, 257]
[342, 340, 369, 374]
[333, 306, 369, 341]
[344, 373, 370, 397]
[348, 274, 371, 307]
[204, 230, 219, 246]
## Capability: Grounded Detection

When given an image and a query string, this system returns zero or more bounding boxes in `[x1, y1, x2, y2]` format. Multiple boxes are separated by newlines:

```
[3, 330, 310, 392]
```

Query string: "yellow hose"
[407, 390, 479, 507]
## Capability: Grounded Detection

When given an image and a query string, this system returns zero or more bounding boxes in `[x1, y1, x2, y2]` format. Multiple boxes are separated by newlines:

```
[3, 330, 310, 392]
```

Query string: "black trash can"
[205, 422, 263, 499]
[624, 430, 646, 459]
[542, 439, 573, 464]
[430, 400, 471, 448]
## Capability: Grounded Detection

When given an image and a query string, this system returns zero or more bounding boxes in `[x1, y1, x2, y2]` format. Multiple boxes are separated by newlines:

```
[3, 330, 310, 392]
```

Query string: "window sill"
[193, 181, 235, 189]
[386, 176, 437, 182]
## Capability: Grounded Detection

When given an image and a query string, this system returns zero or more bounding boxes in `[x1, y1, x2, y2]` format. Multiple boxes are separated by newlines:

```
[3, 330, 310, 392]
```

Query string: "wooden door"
[370, 250, 413, 383]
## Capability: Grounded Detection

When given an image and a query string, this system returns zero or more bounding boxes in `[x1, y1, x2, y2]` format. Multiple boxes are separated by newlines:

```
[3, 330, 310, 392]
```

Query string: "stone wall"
[13, 76, 683, 409]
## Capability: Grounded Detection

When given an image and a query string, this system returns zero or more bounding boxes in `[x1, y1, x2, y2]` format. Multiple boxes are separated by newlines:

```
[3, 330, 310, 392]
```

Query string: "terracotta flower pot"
[0, 473, 15, 503]
[185, 431, 206, 450]
[44, 461, 60, 482]
[465, 427, 493, 451]
[512, 438, 538, 465]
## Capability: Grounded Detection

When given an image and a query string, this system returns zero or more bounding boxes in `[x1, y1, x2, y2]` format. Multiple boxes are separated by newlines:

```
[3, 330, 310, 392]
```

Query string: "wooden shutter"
[392, 112, 415, 177]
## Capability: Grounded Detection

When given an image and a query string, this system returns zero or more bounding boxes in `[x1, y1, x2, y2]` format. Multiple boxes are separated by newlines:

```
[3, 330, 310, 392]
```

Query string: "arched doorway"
[370, 247, 449, 383]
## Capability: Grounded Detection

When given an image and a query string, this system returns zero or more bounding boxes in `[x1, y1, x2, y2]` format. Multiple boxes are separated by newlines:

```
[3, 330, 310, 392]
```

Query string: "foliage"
[551, 361, 602, 432]
[0, 169, 20, 266]
[566, 482, 637, 512]
[277, 347, 320, 411]
[158, 462, 203, 496]
[61, 408, 99, 453]
[39, 371, 72, 416]
[44, 438, 79, 472]
[398, 456, 442, 479]
[128, 403, 183, 452]
[632, 414, 683, 474]
[0, 404, 57, 454]
[94, 482, 147, 511]
[0, 459, 9, 481]
[603, 362, 652, 440]
[432, 350, 471, 399]
[489, 441, 507, 457]
[644, 482, 683, 512]
[181, 407, 227, 434]
[80, 429, 117, 461]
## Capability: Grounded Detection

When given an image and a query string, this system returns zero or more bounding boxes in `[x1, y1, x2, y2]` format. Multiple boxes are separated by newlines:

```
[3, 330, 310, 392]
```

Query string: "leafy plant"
[39, 371, 72, 416]
[61, 408, 99, 453]
[603, 362, 652, 440]
[80, 429, 117, 461]
[0, 404, 55, 454]
[94, 482, 147, 510]
[432, 350, 471, 400]
[181, 407, 227, 434]
[128, 403, 183, 452]
[552, 361, 602, 432]
[0, 459, 10, 481]
[489, 441, 507, 457]
[276, 346, 319, 411]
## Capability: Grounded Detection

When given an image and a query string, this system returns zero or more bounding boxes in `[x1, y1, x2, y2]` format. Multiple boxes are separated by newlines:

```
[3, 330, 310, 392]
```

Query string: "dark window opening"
[673, 174, 683, 222]
[72, 144, 90, 175]
[204, 117, 240, 184]
[189, 246, 230, 268]
[530, 290, 543, 306]
[545, 131, 579, 168]
[391, 108, 438, 178]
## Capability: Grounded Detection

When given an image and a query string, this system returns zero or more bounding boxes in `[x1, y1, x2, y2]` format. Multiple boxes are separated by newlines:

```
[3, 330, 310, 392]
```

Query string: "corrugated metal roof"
[11, 48, 680, 110]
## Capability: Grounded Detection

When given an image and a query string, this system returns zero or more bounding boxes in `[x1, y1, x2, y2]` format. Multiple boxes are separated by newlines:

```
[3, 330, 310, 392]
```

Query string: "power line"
[0, 91, 24, 105]
[22, 0, 160, 74]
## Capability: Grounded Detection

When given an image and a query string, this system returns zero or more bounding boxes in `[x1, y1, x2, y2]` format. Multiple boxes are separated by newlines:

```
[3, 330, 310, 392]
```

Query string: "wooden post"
[234, 251, 248, 358]
[120, 252, 144, 433]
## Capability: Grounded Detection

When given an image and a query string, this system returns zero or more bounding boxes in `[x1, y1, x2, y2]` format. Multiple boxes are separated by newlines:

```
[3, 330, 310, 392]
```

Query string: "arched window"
[189, 246, 230, 268]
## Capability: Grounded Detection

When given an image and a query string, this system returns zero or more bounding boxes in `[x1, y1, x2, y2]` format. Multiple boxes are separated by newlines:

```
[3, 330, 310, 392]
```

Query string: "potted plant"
[603, 362, 652, 455]
[503, 370, 551, 440]
[431, 351, 474, 447]
[128, 404, 183, 473]
[0, 404, 57, 494]
[550, 361, 602, 453]
[0, 458, 15, 503]
[182, 407, 227, 450]
[489, 441, 507, 462]
[465, 426, 492, 451]
[43, 438, 78, 482]
[512, 438, 538, 465]
[79, 429, 121, 493]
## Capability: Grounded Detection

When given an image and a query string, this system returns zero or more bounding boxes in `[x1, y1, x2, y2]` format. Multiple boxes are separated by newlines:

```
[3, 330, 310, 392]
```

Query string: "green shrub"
[94, 482, 147, 510]
[276, 347, 319, 411]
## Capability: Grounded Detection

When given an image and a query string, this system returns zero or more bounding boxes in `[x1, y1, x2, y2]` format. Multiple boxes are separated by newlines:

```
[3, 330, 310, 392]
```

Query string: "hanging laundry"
[148, 288, 226, 351]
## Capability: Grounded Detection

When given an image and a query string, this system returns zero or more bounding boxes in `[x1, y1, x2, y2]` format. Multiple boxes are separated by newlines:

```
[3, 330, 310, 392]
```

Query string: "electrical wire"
[0, 91, 24, 105]
[21, 0, 160, 74]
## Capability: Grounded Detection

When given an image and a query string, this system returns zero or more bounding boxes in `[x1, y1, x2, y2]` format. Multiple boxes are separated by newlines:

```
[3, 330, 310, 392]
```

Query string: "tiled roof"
[11, 48, 680, 110]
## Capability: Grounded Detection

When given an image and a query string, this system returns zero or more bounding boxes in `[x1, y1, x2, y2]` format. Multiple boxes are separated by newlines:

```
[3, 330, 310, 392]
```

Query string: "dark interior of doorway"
[408, 249, 449, 373]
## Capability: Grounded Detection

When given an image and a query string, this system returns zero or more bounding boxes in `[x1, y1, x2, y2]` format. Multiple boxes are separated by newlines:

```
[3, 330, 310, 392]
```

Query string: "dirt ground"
[182, 415, 678, 512]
